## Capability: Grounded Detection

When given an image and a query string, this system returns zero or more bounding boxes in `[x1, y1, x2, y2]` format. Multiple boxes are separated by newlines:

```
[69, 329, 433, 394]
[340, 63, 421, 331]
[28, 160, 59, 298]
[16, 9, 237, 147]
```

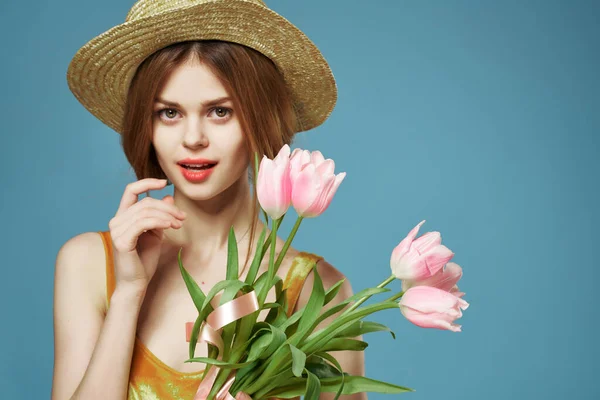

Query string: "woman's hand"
[108, 178, 186, 291]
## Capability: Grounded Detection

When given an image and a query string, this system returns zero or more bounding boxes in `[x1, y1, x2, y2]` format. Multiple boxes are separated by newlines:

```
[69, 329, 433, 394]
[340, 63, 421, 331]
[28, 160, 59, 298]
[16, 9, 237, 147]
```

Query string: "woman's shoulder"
[55, 231, 108, 315]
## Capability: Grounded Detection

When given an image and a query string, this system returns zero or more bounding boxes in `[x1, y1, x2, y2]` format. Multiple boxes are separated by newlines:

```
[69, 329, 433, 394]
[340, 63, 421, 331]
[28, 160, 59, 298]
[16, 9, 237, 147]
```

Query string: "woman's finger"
[116, 179, 167, 216]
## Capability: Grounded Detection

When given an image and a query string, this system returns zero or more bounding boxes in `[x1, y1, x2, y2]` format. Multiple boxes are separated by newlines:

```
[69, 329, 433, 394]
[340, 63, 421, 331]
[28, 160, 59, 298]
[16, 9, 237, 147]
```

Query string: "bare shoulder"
[52, 231, 109, 399]
[55, 231, 107, 315]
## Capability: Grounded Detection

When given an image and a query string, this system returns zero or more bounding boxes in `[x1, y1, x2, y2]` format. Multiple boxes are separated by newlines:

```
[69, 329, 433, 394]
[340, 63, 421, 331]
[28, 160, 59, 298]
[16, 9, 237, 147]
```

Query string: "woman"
[52, 1, 365, 399]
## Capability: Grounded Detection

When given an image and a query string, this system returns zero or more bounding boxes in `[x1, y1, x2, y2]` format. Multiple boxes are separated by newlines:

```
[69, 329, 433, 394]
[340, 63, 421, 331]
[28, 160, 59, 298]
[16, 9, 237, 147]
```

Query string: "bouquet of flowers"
[177, 145, 469, 400]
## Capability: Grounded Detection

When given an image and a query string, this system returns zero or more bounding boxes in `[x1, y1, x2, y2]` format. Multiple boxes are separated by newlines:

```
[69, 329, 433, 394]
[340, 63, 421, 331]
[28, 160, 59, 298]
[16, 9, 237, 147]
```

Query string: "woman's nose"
[183, 117, 209, 148]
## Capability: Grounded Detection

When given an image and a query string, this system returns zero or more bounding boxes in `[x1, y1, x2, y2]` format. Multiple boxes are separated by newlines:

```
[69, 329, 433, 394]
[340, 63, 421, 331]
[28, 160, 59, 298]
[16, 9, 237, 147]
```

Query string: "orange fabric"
[98, 230, 322, 400]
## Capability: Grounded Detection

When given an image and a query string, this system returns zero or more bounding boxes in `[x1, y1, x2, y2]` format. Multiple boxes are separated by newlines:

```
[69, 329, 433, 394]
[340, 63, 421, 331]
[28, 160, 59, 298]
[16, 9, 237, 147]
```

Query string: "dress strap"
[283, 252, 324, 316]
[98, 231, 116, 309]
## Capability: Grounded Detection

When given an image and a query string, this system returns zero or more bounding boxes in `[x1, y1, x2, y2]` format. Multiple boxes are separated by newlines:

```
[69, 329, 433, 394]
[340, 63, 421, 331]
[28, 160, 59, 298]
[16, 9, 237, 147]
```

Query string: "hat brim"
[66, 0, 337, 134]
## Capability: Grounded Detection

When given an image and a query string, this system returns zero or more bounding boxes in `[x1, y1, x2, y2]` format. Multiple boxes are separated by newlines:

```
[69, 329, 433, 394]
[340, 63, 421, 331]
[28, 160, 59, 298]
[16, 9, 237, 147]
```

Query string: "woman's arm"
[51, 232, 146, 400]
[295, 259, 368, 400]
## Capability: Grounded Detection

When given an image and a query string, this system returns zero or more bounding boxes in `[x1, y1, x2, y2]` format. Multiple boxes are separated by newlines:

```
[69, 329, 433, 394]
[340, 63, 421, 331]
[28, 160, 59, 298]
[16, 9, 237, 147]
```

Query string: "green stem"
[273, 216, 303, 275]
[268, 217, 278, 280]
[344, 274, 396, 314]
[385, 291, 405, 302]
[302, 301, 399, 355]
[256, 215, 283, 262]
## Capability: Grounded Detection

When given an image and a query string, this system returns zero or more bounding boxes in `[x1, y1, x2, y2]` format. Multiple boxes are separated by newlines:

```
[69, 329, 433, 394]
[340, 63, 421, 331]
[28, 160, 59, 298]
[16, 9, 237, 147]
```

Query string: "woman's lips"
[179, 164, 216, 183]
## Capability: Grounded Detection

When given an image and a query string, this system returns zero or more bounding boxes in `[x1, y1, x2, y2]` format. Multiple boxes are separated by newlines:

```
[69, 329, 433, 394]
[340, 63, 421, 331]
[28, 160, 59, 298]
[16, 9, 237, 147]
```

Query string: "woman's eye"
[157, 108, 179, 120]
[212, 107, 231, 118]
[155, 107, 231, 122]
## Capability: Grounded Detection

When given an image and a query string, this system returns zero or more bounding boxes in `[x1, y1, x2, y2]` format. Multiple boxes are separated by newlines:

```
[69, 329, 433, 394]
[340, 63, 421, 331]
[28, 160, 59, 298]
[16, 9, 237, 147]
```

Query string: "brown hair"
[121, 40, 299, 272]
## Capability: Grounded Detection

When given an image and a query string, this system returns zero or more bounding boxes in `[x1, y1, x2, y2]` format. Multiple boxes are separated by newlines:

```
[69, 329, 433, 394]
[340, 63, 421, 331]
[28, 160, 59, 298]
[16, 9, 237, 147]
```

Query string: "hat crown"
[126, 0, 266, 22]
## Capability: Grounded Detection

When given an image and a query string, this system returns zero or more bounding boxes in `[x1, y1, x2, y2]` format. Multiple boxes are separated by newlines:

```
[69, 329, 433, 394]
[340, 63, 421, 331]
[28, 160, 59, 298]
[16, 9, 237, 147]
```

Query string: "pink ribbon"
[186, 291, 259, 400]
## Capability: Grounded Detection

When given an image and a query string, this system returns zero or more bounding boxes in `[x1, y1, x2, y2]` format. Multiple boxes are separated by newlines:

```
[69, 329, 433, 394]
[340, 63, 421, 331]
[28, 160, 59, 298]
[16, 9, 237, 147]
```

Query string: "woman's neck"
[165, 176, 264, 260]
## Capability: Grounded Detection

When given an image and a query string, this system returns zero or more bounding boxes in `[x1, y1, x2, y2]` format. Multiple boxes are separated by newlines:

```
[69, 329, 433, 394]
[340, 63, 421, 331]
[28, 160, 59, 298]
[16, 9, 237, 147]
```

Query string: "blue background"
[1, 0, 598, 399]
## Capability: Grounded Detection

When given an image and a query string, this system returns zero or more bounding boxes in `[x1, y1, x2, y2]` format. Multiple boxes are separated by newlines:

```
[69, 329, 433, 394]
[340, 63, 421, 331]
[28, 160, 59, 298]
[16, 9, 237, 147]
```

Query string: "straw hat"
[66, 0, 337, 134]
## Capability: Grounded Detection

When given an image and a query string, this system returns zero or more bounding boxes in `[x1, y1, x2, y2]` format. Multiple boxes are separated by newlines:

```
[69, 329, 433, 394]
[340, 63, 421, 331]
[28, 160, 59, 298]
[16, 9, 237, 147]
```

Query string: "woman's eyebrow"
[154, 96, 232, 108]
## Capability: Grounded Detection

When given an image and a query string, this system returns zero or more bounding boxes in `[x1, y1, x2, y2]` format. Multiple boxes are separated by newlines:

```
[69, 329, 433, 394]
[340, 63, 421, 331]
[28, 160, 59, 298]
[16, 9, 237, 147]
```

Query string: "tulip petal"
[274, 144, 291, 162]
[316, 159, 335, 176]
[403, 262, 463, 292]
[256, 151, 291, 219]
[310, 150, 325, 165]
[321, 172, 346, 213]
[290, 149, 311, 183]
[450, 284, 466, 298]
[291, 164, 320, 215]
[392, 248, 429, 280]
[302, 173, 336, 217]
[422, 244, 455, 276]
[391, 220, 426, 262]
[413, 231, 442, 255]
[289, 149, 346, 218]
[442, 263, 463, 287]
[404, 311, 461, 332]
[290, 147, 303, 159]
[400, 286, 462, 314]
[399, 287, 468, 332]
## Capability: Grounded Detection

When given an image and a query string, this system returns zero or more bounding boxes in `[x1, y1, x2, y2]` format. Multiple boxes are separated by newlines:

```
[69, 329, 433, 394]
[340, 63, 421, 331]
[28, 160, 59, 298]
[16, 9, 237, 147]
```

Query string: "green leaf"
[305, 355, 343, 379]
[184, 357, 256, 368]
[303, 301, 399, 354]
[177, 247, 210, 313]
[246, 324, 286, 361]
[188, 313, 204, 359]
[279, 306, 303, 330]
[230, 360, 259, 394]
[265, 277, 287, 326]
[304, 369, 321, 400]
[266, 375, 415, 398]
[289, 344, 306, 377]
[336, 320, 396, 340]
[244, 226, 267, 285]
[310, 302, 347, 328]
[306, 287, 393, 337]
[262, 302, 280, 310]
[320, 338, 368, 352]
[201, 279, 250, 311]
[293, 267, 325, 344]
[221, 322, 236, 359]
[323, 278, 346, 305]
[243, 344, 291, 395]
[226, 226, 239, 281]
[315, 352, 345, 400]
[251, 368, 297, 400]
[252, 271, 270, 301]
[228, 310, 260, 376]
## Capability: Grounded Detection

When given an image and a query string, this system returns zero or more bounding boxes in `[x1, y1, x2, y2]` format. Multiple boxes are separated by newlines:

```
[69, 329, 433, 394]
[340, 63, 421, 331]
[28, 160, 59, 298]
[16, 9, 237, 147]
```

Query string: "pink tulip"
[289, 148, 346, 218]
[256, 145, 292, 219]
[402, 262, 465, 298]
[399, 286, 469, 332]
[390, 220, 454, 281]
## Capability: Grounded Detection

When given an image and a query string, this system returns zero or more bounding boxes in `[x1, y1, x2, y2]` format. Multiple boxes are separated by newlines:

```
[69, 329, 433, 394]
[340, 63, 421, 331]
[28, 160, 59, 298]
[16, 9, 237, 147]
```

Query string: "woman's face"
[152, 60, 249, 200]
